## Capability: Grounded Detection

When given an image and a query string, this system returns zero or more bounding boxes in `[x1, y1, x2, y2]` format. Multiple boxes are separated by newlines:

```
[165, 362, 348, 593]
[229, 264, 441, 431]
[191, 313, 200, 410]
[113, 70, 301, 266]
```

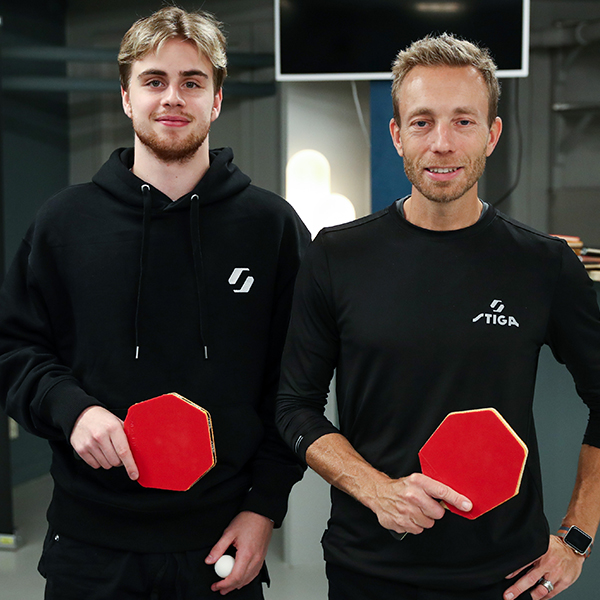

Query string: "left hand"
[504, 535, 585, 599]
[205, 511, 274, 595]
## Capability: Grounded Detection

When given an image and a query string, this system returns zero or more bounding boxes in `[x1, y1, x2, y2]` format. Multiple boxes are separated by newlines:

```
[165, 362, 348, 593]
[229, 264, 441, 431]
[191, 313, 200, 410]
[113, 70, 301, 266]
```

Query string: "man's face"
[121, 38, 222, 164]
[390, 65, 501, 205]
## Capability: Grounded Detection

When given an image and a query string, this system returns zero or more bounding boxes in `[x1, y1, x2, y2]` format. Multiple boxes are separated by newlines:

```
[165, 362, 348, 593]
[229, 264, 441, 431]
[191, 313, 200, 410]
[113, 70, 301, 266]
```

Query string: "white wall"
[278, 81, 371, 565]
[283, 81, 371, 221]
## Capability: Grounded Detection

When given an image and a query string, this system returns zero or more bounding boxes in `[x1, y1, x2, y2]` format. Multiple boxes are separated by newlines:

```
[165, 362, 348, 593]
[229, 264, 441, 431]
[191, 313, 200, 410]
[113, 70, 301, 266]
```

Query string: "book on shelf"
[581, 247, 600, 257]
[588, 270, 600, 282]
[550, 236, 600, 282]
[550, 234, 584, 254]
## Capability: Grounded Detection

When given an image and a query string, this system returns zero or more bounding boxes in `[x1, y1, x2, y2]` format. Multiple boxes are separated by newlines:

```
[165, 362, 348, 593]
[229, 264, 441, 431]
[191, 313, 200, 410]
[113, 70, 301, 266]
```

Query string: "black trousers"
[38, 528, 266, 600]
[327, 563, 533, 600]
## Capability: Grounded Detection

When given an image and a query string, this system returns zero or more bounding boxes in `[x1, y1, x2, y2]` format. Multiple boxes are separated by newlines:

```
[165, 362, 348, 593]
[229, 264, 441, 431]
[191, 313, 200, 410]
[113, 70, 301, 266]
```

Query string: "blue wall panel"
[370, 80, 411, 213]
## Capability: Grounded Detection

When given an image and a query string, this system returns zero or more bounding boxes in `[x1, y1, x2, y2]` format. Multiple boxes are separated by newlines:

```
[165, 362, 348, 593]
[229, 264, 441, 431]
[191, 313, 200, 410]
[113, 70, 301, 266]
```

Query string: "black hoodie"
[0, 147, 311, 552]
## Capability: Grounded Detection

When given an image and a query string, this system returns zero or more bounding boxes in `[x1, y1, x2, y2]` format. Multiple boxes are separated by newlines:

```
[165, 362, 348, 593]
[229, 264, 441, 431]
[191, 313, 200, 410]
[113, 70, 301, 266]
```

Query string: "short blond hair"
[118, 6, 227, 92]
[391, 33, 500, 128]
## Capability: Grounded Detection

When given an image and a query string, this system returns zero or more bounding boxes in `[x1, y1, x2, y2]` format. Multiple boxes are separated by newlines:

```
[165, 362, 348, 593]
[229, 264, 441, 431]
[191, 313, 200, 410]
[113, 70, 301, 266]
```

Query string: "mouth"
[424, 166, 463, 181]
[155, 115, 192, 127]
[426, 167, 461, 174]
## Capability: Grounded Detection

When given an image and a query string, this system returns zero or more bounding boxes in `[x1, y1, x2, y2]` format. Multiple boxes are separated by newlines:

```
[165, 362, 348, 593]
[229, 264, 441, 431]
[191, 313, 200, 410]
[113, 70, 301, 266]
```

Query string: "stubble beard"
[132, 113, 211, 164]
[403, 151, 487, 204]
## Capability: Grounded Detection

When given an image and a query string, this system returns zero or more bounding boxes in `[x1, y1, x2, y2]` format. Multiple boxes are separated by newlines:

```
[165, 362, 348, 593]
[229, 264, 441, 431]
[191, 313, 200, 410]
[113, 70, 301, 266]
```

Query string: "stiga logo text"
[472, 299, 519, 327]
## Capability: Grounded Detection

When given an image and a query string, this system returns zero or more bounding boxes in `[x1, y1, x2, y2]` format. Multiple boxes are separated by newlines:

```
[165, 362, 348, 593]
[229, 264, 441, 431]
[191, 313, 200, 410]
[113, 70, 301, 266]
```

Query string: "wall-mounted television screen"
[276, 0, 529, 81]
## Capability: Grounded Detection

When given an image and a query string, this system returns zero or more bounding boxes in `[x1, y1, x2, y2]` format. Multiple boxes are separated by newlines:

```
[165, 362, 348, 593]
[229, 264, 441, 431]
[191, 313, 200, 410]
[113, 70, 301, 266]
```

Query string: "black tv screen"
[276, 0, 529, 80]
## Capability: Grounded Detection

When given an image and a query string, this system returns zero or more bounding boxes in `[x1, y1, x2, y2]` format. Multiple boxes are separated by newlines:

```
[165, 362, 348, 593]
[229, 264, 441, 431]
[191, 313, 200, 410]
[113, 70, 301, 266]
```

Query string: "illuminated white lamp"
[414, 2, 464, 13]
[286, 150, 356, 238]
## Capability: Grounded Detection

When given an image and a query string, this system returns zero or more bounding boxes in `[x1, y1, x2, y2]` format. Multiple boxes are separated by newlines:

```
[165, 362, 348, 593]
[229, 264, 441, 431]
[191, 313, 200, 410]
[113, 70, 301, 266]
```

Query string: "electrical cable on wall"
[493, 78, 523, 207]
[351, 81, 370, 150]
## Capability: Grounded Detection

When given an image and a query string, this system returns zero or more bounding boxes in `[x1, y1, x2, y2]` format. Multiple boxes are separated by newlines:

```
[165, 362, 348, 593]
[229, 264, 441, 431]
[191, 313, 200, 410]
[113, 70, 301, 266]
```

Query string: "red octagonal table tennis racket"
[418, 408, 528, 519]
[124, 393, 216, 491]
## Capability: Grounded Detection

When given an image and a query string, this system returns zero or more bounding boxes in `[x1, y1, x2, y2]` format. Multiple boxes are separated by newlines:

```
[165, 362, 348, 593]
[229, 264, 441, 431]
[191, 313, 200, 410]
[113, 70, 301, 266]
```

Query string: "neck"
[131, 137, 210, 201]
[403, 187, 483, 231]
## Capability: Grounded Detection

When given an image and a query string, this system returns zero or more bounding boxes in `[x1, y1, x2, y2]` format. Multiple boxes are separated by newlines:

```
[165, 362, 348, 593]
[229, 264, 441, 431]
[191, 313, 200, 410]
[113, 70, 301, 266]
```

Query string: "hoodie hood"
[92, 146, 251, 210]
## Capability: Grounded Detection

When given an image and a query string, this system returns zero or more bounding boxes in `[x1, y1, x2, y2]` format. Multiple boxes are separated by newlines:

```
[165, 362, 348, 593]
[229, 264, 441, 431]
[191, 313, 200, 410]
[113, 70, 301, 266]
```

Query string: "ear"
[121, 86, 132, 120]
[389, 118, 404, 157]
[486, 117, 502, 157]
[211, 88, 223, 123]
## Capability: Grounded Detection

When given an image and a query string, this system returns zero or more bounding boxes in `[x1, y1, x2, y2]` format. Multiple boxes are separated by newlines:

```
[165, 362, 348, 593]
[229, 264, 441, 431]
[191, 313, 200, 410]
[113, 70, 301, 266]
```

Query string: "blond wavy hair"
[118, 6, 227, 92]
[391, 33, 500, 128]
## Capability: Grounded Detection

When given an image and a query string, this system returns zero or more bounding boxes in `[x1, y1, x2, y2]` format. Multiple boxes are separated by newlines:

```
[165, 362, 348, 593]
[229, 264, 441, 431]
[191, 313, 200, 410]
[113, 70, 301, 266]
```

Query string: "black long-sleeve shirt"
[277, 201, 600, 591]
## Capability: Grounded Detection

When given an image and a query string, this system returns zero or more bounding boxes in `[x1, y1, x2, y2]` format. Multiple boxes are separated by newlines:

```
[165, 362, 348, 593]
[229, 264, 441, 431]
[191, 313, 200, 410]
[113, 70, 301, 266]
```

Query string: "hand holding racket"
[124, 393, 216, 491]
[70, 405, 139, 480]
[419, 408, 528, 519]
[389, 408, 527, 540]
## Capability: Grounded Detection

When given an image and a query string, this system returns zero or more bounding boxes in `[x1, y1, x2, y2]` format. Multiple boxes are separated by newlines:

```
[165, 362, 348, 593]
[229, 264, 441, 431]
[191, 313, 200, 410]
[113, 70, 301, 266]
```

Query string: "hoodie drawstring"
[190, 194, 210, 360]
[134, 188, 209, 361]
[134, 184, 152, 359]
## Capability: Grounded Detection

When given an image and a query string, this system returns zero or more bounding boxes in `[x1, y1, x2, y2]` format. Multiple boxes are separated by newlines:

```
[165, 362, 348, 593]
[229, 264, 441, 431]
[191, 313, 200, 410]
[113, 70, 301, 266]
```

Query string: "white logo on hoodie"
[228, 268, 254, 293]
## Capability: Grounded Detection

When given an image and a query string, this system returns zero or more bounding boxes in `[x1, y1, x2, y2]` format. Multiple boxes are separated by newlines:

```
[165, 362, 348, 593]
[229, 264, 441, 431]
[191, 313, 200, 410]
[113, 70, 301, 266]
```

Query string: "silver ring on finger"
[536, 577, 554, 593]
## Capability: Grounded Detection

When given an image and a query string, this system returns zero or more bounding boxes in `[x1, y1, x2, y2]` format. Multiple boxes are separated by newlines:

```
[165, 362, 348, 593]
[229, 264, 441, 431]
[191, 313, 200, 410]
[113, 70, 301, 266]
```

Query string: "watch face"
[565, 526, 593, 553]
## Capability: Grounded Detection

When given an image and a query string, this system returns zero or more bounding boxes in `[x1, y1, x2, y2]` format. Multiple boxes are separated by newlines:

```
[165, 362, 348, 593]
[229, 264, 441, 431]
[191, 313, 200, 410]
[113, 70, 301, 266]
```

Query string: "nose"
[430, 122, 453, 153]
[162, 84, 184, 107]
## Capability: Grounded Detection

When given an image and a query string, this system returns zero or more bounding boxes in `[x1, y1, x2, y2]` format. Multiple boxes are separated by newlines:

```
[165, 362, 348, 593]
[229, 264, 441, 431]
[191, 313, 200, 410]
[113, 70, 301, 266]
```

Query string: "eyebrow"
[137, 69, 210, 80]
[406, 106, 480, 120]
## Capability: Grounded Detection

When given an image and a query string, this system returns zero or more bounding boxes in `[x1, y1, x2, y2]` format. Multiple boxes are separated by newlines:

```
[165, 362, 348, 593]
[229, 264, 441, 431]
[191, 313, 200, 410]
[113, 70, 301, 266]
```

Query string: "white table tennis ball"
[214, 554, 235, 578]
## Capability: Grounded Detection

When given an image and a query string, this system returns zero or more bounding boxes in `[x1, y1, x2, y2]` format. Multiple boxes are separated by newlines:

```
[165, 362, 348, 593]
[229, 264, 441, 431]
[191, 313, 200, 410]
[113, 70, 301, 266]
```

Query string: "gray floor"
[1, 475, 327, 600]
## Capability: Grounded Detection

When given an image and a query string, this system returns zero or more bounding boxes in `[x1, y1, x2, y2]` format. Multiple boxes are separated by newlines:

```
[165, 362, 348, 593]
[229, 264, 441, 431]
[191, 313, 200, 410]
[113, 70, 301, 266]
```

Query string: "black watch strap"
[557, 526, 593, 558]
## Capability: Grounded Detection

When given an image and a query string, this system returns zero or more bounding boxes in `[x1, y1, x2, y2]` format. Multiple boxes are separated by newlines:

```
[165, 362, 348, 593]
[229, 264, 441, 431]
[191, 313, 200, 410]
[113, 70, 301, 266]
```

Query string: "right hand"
[70, 406, 139, 480]
[370, 473, 472, 536]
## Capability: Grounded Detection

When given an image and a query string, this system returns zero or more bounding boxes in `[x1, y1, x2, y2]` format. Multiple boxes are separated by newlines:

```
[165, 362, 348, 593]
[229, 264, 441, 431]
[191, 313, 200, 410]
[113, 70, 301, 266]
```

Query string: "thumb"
[205, 531, 234, 565]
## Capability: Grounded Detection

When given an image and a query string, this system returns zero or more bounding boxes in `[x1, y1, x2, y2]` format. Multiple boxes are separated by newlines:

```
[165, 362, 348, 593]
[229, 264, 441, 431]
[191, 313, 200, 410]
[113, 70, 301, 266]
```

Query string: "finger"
[111, 429, 138, 480]
[215, 557, 248, 592]
[86, 441, 116, 470]
[212, 563, 247, 594]
[76, 450, 102, 470]
[72, 435, 110, 468]
[406, 508, 437, 532]
[99, 443, 123, 468]
[78, 426, 123, 469]
[529, 579, 558, 600]
[415, 495, 448, 522]
[398, 522, 425, 536]
[398, 476, 447, 521]
[504, 569, 544, 600]
[213, 553, 259, 595]
[506, 559, 535, 580]
[422, 477, 472, 513]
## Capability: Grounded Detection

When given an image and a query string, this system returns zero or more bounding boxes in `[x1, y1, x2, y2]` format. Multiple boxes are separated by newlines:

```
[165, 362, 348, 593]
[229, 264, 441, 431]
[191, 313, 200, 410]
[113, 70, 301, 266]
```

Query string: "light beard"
[132, 114, 210, 164]
[404, 151, 487, 204]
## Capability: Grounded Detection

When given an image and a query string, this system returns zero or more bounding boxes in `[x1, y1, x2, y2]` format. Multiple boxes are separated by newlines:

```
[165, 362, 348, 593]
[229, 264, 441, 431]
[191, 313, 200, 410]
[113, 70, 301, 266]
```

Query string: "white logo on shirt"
[228, 268, 254, 293]
[472, 299, 519, 327]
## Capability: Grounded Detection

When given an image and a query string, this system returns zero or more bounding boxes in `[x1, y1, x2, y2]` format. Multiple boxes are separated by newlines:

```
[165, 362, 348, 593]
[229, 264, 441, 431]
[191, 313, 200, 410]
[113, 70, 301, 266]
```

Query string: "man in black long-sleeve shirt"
[277, 34, 600, 600]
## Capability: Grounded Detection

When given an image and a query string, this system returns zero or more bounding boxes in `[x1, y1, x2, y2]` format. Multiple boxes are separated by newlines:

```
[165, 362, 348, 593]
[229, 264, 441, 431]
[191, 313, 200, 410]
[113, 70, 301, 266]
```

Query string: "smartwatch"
[557, 526, 594, 558]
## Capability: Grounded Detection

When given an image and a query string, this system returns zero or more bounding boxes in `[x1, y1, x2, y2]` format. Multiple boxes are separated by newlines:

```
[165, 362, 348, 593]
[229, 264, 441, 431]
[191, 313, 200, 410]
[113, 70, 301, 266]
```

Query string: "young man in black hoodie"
[0, 7, 309, 599]
[277, 35, 600, 599]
